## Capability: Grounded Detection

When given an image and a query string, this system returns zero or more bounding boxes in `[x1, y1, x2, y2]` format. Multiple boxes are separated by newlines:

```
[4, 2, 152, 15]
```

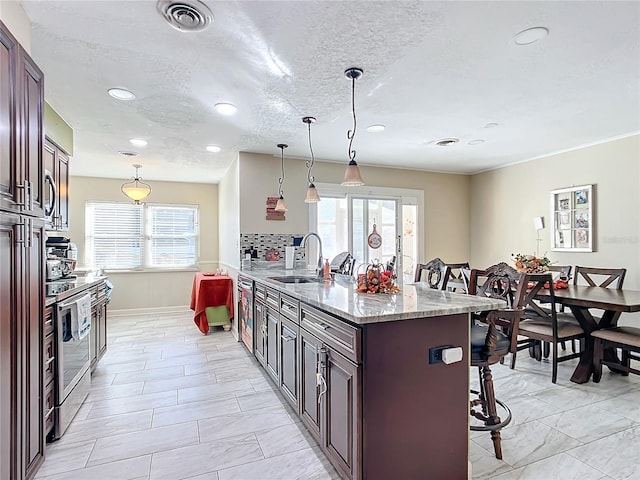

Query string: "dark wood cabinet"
[278, 316, 298, 408]
[0, 20, 47, 480]
[299, 327, 322, 442]
[265, 307, 279, 383]
[90, 281, 109, 371]
[254, 299, 266, 366]
[43, 138, 69, 231]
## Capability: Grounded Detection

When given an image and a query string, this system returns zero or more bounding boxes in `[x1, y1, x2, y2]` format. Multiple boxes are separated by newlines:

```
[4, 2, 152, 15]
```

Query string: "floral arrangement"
[512, 253, 552, 273]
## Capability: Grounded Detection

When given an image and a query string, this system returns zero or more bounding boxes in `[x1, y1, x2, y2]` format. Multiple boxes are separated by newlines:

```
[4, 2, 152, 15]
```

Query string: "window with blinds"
[85, 202, 199, 270]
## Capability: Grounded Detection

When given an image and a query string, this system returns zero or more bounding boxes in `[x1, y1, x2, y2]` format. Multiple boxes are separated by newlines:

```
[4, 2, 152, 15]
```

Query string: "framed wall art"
[550, 184, 594, 252]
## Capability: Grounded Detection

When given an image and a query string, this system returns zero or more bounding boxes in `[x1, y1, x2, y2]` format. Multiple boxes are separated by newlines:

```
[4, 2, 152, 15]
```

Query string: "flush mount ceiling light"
[214, 103, 237, 116]
[108, 88, 136, 101]
[274, 144, 288, 212]
[302, 116, 320, 203]
[367, 124, 385, 133]
[206, 145, 221, 153]
[129, 138, 148, 147]
[513, 26, 549, 45]
[121, 164, 152, 204]
[157, 0, 213, 32]
[342, 67, 365, 186]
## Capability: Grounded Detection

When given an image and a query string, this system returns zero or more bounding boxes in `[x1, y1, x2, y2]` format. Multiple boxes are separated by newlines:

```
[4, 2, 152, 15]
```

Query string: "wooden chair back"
[573, 266, 626, 289]
[468, 262, 526, 308]
[547, 264, 572, 281]
[444, 261, 470, 293]
[414, 257, 451, 290]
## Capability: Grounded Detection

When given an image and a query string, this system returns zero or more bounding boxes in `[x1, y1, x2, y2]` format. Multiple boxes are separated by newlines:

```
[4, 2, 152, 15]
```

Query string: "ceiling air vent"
[157, 0, 213, 32]
[118, 151, 139, 157]
[434, 138, 459, 147]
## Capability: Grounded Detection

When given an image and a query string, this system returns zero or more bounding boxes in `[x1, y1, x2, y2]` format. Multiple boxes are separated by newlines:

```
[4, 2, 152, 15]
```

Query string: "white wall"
[67, 176, 218, 310]
[218, 155, 240, 269]
[238, 152, 471, 264]
[470, 134, 640, 323]
[0, 0, 31, 52]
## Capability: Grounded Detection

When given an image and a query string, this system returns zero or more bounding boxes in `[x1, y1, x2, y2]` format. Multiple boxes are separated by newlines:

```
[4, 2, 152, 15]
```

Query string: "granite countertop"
[239, 268, 505, 325]
[45, 275, 108, 306]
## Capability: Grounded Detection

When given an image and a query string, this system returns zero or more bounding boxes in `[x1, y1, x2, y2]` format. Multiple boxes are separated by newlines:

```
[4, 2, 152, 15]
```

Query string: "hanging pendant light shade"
[275, 143, 288, 212]
[121, 164, 152, 204]
[303, 116, 321, 203]
[342, 67, 365, 186]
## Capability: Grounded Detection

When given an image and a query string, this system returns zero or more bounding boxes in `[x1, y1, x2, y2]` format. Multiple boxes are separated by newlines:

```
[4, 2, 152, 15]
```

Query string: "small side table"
[190, 273, 234, 334]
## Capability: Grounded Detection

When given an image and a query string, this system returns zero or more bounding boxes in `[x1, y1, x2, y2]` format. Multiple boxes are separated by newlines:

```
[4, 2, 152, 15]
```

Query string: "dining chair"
[592, 326, 640, 381]
[444, 261, 470, 293]
[516, 273, 586, 383]
[542, 265, 573, 355]
[414, 257, 451, 290]
[573, 266, 626, 288]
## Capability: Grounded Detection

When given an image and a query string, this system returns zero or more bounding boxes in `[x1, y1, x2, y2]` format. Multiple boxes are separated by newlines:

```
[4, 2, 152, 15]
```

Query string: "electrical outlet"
[429, 346, 450, 364]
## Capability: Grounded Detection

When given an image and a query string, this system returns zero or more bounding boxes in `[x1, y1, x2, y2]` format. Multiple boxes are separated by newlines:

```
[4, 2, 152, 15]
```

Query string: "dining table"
[536, 285, 640, 383]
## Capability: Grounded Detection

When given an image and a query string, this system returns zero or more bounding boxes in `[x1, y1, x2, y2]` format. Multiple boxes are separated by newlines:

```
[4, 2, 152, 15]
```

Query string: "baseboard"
[108, 305, 191, 317]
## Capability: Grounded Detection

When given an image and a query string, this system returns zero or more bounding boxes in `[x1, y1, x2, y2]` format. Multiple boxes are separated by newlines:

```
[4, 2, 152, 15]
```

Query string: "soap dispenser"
[324, 258, 331, 280]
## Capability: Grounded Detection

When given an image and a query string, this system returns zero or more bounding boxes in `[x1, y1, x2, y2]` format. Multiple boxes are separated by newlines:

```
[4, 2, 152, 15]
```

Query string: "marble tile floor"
[35, 310, 640, 480]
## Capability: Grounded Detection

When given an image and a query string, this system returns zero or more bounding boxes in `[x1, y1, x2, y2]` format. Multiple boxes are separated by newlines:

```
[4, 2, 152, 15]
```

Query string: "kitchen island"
[237, 268, 504, 480]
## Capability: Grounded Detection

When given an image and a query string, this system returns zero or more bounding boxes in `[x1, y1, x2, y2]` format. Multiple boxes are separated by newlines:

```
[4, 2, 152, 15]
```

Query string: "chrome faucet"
[301, 232, 323, 278]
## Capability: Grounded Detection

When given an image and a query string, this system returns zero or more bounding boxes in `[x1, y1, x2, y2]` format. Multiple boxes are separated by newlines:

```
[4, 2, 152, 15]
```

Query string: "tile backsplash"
[240, 233, 306, 263]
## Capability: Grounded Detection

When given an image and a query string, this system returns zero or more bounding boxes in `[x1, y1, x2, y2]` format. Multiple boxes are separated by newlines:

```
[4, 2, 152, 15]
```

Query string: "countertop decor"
[512, 253, 552, 273]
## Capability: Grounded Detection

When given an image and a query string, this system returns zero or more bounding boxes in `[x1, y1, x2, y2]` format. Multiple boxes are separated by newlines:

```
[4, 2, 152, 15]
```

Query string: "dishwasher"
[237, 275, 254, 353]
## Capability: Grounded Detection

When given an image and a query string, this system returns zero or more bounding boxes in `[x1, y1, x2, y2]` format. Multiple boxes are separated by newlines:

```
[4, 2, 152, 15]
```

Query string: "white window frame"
[85, 201, 200, 272]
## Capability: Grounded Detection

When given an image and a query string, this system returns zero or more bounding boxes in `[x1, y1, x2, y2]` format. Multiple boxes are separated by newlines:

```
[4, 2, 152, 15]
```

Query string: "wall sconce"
[275, 144, 288, 212]
[303, 116, 320, 203]
[342, 67, 365, 186]
[121, 164, 151, 204]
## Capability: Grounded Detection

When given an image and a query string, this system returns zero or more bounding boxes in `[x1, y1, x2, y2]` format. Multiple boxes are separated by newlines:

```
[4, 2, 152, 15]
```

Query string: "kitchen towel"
[70, 293, 92, 341]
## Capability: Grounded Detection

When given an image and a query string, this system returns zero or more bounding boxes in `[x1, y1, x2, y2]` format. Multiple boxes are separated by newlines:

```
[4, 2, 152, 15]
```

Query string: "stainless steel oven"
[52, 292, 92, 440]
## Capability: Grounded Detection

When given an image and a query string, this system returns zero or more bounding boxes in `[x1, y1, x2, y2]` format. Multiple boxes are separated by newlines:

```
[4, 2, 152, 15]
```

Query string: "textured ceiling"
[20, 0, 640, 184]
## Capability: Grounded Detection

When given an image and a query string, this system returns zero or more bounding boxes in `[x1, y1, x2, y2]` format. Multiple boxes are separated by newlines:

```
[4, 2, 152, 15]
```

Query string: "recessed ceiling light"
[118, 151, 139, 157]
[129, 138, 148, 147]
[214, 103, 237, 115]
[108, 88, 136, 100]
[483, 122, 499, 129]
[367, 124, 385, 133]
[468, 139, 485, 145]
[513, 26, 549, 45]
[206, 145, 221, 153]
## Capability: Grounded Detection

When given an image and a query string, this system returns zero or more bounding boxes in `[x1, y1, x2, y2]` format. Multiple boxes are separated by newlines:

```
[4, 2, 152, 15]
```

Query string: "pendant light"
[342, 67, 365, 186]
[303, 116, 321, 203]
[275, 144, 288, 212]
[121, 164, 152, 204]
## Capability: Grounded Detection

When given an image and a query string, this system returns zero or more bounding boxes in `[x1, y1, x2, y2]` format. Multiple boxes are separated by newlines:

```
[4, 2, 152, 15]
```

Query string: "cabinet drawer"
[255, 282, 267, 302]
[44, 380, 55, 434]
[44, 306, 54, 336]
[300, 303, 361, 363]
[266, 287, 279, 309]
[43, 332, 56, 384]
[280, 294, 299, 323]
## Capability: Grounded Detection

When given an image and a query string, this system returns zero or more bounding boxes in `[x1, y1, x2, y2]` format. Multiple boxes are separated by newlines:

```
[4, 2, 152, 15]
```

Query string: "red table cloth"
[190, 273, 234, 334]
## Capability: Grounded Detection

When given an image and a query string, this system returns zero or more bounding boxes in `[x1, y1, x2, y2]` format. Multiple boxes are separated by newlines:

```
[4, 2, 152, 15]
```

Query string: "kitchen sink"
[268, 275, 320, 284]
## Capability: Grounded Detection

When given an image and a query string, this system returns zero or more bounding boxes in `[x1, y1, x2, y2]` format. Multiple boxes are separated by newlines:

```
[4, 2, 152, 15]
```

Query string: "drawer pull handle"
[317, 322, 329, 330]
[45, 407, 54, 419]
[281, 334, 295, 342]
[46, 356, 56, 366]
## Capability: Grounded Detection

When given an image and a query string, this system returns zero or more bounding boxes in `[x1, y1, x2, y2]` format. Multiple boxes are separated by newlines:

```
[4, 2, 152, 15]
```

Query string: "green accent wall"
[44, 103, 73, 155]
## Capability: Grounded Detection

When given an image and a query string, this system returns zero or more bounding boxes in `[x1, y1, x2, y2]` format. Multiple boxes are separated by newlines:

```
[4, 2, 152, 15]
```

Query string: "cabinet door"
[23, 218, 45, 478]
[279, 316, 298, 409]
[299, 329, 322, 442]
[89, 303, 98, 371]
[98, 301, 107, 358]
[55, 149, 69, 230]
[325, 347, 361, 480]
[265, 307, 279, 383]
[0, 27, 19, 212]
[43, 140, 55, 227]
[18, 51, 44, 217]
[0, 214, 20, 480]
[254, 300, 266, 366]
